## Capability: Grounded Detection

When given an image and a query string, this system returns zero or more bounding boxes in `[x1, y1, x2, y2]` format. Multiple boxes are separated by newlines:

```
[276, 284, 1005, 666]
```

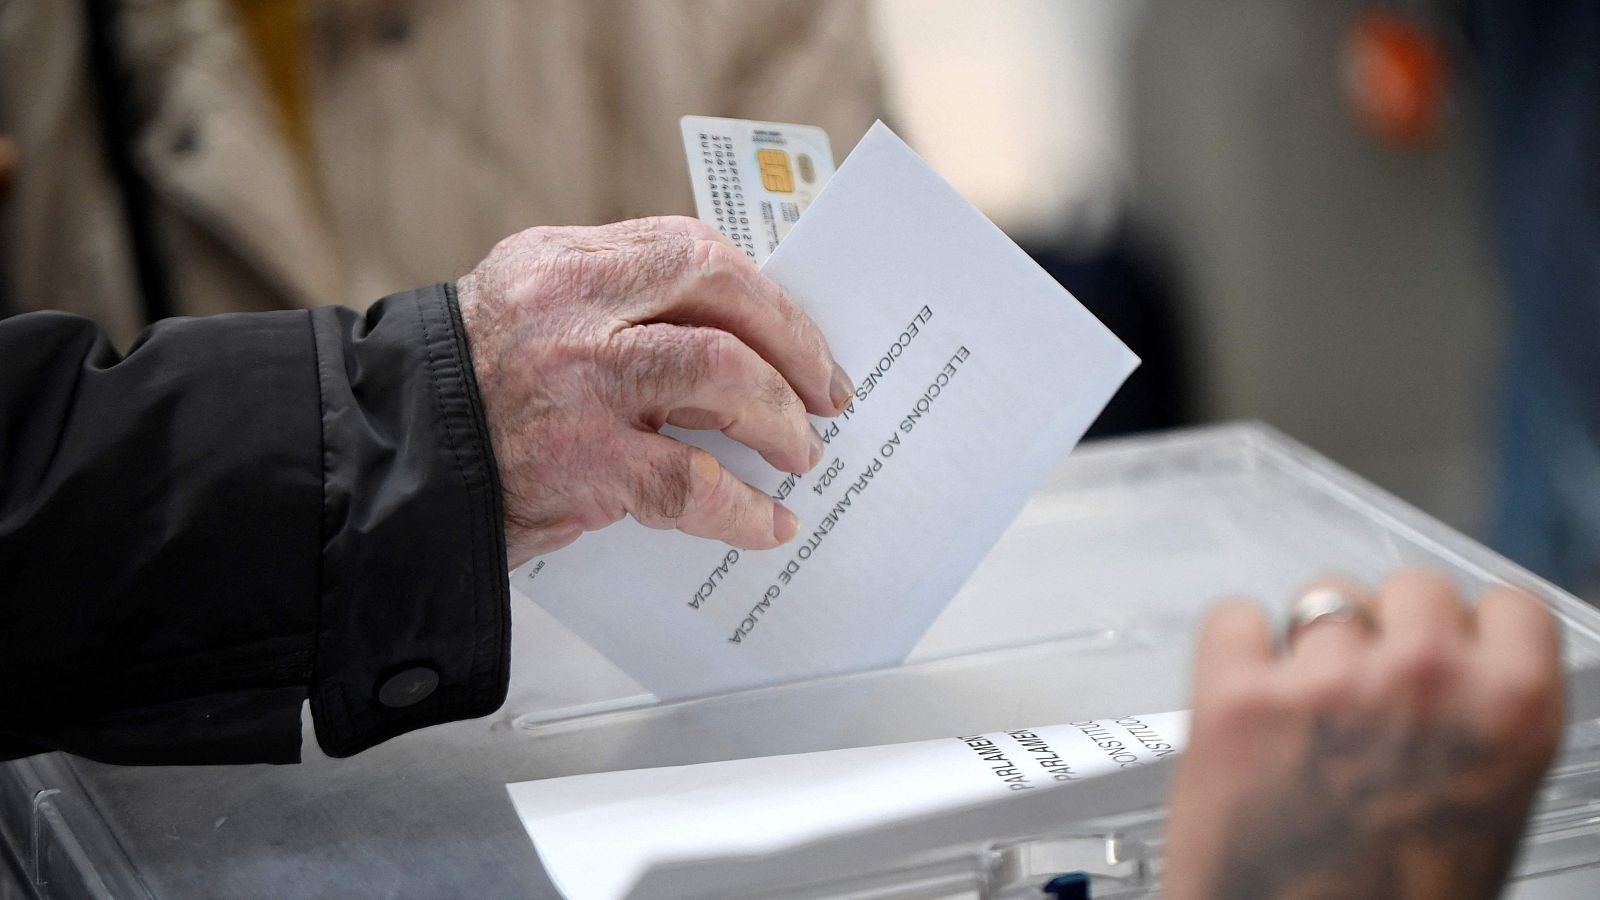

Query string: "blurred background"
[873, 0, 1600, 603]
[876, 0, 1491, 527]
[2, 0, 1596, 598]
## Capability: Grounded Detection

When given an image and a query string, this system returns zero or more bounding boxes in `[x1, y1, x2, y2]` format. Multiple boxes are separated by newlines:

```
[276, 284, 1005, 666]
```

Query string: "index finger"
[656, 218, 852, 417]
[1192, 599, 1277, 697]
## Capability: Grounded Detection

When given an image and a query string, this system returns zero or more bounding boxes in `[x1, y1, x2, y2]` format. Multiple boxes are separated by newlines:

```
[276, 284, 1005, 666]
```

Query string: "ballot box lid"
[6, 423, 1600, 899]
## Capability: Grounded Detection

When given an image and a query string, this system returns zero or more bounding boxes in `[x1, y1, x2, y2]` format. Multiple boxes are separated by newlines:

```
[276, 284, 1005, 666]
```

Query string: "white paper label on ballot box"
[509, 712, 1189, 900]
[511, 122, 1139, 701]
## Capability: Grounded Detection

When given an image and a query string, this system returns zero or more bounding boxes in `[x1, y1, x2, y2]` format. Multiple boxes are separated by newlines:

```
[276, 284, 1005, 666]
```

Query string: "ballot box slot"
[511, 627, 1124, 736]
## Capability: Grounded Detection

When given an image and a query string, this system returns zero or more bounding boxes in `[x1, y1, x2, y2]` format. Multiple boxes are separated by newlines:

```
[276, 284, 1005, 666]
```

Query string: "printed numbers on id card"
[697, 131, 756, 259]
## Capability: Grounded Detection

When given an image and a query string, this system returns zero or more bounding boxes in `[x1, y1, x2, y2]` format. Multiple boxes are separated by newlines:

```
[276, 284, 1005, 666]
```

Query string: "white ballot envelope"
[510, 122, 1139, 702]
[508, 712, 1188, 900]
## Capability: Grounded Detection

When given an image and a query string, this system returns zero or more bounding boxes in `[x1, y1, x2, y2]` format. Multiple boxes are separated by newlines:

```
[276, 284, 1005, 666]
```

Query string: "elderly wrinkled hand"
[458, 216, 851, 567]
[1165, 569, 1564, 900]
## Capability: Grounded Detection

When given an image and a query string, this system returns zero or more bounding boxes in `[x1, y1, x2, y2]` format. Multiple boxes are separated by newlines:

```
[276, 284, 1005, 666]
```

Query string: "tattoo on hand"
[1216, 719, 1539, 900]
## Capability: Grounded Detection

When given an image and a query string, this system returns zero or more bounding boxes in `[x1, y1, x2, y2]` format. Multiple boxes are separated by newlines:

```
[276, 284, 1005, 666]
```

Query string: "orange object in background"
[1342, 10, 1447, 148]
[0, 135, 16, 198]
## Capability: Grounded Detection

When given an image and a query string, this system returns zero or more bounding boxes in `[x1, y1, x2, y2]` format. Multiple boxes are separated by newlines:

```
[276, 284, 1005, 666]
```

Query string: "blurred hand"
[457, 216, 851, 567]
[1166, 569, 1564, 900]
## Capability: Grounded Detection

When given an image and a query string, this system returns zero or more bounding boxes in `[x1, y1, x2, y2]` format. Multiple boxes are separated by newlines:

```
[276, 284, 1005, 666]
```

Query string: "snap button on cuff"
[378, 666, 439, 708]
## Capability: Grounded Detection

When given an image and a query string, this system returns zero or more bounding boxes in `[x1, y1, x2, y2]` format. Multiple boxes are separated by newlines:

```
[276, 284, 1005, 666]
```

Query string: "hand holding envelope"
[513, 123, 1139, 702]
[457, 215, 853, 566]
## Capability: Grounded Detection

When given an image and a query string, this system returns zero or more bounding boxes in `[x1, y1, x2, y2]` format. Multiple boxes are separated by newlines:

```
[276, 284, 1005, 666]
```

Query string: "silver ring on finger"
[1283, 586, 1372, 648]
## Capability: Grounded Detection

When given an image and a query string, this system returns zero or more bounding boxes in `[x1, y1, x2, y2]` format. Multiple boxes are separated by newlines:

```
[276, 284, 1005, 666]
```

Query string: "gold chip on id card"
[680, 116, 836, 267]
[756, 148, 795, 193]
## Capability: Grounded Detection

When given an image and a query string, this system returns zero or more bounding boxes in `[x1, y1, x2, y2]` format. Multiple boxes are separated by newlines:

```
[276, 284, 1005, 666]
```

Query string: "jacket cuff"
[307, 282, 509, 757]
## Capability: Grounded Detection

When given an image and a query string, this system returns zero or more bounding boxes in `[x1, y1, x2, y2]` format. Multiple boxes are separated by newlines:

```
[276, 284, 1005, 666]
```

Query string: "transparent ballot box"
[6, 423, 1600, 899]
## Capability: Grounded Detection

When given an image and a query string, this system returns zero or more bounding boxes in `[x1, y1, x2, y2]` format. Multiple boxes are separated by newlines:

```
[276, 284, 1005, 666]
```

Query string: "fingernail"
[808, 427, 826, 469]
[773, 504, 799, 543]
[829, 363, 854, 413]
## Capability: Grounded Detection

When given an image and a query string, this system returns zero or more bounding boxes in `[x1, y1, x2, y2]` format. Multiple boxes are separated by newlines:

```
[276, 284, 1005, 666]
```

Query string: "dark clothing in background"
[1468, 0, 1600, 593]
[1028, 233, 1191, 439]
[0, 284, 508, 765]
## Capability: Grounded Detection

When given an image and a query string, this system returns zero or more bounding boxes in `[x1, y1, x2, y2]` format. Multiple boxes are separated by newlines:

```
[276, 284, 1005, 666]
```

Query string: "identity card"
[679, 115, 835, 266]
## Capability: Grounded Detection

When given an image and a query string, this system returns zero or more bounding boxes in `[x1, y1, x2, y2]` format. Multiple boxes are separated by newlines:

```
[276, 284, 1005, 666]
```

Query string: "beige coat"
[0, 0, 882, 346]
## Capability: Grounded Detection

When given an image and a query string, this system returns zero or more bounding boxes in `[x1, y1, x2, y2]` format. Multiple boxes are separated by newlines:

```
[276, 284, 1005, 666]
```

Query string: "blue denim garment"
[1470, 0, 1600, 592]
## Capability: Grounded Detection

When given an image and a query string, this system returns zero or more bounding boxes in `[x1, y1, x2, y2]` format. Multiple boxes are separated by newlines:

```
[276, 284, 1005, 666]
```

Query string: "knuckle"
[748, 358, 800, 413]
[610, 326, 722, 402]
[635, 448, 697, 522]
[602, 331, 653, 401]
[1204, 679, 1283, 731]
[698, 328, 742, 380]
[1383, 640, 1460, 707]
[666, 215, 728, 249]
[781, 299, 835, 394]
[689, 236, 748, 286]
[1397, 642, 1452, 687]
[759, 366, 800, 416]
[671, 328, 739, 396]
[777, 287, 808, 329]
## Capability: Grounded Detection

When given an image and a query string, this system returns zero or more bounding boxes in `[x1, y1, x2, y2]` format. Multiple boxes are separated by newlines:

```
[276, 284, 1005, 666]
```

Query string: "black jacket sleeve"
[0, 283, 509, 764]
